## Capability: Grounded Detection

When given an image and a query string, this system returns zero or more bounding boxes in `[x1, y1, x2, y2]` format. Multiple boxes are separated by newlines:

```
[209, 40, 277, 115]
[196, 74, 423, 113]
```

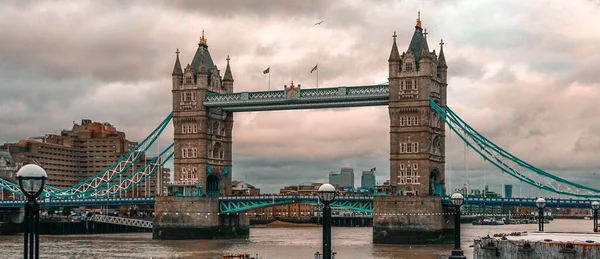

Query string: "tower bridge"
[2, 14, 600, 244]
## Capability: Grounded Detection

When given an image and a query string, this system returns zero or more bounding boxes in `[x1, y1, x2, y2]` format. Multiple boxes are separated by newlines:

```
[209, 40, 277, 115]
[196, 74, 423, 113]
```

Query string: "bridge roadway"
[0, 196, 598, 213]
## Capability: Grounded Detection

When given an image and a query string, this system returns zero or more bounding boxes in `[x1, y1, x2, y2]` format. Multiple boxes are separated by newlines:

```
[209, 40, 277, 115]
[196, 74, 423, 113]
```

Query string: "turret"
[418, 28, 433, 76]
[437, 39, 448, 83]
[388, 32, 401, 78]
[172, 49, 183, 90]
[223, 55, 234, 93]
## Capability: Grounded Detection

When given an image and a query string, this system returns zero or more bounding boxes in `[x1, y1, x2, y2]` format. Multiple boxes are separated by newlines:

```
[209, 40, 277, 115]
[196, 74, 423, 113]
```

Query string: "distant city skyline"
[1, 1, 600, 195]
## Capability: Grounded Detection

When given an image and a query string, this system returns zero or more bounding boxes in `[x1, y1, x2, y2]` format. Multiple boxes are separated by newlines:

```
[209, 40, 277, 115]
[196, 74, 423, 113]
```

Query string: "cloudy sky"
[1, 0, 600, 195]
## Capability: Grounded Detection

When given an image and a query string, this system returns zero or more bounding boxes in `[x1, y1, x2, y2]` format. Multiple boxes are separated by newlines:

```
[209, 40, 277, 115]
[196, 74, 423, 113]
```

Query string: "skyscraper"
[361, 168, 377, 188]
[340, 164, 354, 189]
[328, 171, 341, 187]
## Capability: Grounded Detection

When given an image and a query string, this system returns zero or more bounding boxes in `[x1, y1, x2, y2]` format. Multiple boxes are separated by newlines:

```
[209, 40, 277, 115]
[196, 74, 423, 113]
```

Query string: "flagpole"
[317, 63, 319, 91]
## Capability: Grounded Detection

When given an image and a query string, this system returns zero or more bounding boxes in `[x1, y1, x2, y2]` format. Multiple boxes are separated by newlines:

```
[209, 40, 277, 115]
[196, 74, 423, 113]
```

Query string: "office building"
[361, 168, 377, 189]
[329, 171, 341, 187]
[340, 164, 354, 188]
[1, 119, 169, 197]
[504, 184, 513, 198]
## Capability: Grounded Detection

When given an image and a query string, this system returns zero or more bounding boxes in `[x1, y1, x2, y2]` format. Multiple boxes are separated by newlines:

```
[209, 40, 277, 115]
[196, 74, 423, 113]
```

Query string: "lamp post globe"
[451, 193, 464, 207]
[317, 183, 336, 204]
[17, 164, 48, 198]
[16, 164, 47, 259]
[592, 201, 599, 210]
[317, 183, 336, 259]
[449, 192, 466, 259]
[535, 198, 546, 210]
[535, 198, 546, 232]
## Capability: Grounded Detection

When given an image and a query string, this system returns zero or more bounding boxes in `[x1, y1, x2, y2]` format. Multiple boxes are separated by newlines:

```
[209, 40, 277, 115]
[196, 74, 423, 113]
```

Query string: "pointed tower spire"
[223, 55, 234, 82]
[172, 48, 183, 76]
[416, 10, 422, 28]
[438, 39, 447, 68]
[388, 31, 401, 62]
[199, 30, 207, 46]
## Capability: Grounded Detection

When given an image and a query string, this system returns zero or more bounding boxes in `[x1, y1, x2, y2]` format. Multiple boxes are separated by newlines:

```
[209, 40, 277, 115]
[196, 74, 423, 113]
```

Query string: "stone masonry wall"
[373, 196, 454, 244]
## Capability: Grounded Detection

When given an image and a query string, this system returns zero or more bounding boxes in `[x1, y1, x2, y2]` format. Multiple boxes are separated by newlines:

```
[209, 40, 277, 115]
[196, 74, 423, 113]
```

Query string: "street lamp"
[17, 164, 48, 259]
[592, 201, 599, 233]
[449, 192, 466, 259]
[317, 184, 337, 259]
[535, 197, 546, 232]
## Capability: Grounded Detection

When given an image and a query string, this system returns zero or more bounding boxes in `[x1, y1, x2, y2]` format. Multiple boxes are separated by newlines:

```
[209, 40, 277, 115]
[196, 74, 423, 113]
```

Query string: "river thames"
[0, 219, 593, 259]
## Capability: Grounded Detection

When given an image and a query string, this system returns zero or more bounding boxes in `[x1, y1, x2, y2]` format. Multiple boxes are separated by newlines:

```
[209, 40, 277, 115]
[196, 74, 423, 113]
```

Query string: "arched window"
[192, 167, 197, 178]
[186, 125, 191, 134]
[400, 117, 405, 126]
[181, 167, 187, 179]
[192, 124, 198, 133]
[181, 124, 186, 134]
[212, 122, 219, 136]
[182, 148, 189, 158]
[212, 142, 222, 159]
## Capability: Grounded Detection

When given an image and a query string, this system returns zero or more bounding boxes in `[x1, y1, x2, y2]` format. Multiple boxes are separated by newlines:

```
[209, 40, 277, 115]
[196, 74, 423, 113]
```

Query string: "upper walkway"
[203, 84, 389, 112]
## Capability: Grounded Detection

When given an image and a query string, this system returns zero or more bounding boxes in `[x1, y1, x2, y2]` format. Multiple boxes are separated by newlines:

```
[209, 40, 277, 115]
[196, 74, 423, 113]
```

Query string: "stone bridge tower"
[374, 13, 453, 245]
[388, 13, 448, 197]
[171, 31, 233, 196]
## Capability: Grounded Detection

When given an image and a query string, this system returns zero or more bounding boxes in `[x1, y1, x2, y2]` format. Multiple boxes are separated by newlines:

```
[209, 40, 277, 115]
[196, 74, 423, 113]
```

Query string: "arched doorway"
[429, 169, 443, 196]
[207, 174, 220, 197]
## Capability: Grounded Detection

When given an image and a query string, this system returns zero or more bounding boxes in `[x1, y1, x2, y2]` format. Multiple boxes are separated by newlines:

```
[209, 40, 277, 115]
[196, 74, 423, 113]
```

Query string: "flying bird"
[315, 21, 324, 25]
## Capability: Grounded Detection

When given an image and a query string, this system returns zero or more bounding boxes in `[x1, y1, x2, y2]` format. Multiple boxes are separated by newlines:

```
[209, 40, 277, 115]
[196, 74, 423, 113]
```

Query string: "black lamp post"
[535, 197, 546, 232]
[592, 201, 599, 233]
[449, 192, 466, 259]
[317, 183, 337, 259]
[17, 164, 48, 259]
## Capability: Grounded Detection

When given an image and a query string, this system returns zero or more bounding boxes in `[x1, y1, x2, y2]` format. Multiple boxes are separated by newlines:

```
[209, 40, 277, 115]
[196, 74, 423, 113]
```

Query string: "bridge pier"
[373, 196, 454, 244]
[152, 196, 248, 240]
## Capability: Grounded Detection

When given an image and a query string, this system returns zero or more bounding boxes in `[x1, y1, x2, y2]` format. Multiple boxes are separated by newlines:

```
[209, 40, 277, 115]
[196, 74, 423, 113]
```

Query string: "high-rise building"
[504, 184, 513, 198]
[361, 168, 377, 188]
[329, 171, 341, 187]
[340, 164, 354, 189]
[1, 119, 169, 197]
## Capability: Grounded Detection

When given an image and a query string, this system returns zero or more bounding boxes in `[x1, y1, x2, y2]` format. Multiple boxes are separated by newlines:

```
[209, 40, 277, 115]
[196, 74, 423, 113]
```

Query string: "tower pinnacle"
[416, 11, 422, 28]
[199, 30, 207, 46]
[172, 48, 183, 76]
[224, 55, 234, 82]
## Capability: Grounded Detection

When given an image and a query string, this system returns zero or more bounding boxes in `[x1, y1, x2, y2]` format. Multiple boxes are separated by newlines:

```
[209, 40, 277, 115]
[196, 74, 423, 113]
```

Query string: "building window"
[185, 76, 192, 85]
[405, 63, 413, 72]
[182, 148, 189, 158]
[186, 125, 191, 134]
[212, 122, 219, 136]
[192, 124, 198, 133]
[400, 142, 418, 153]
[398, 162, 420, 185]
[399, 116, 419, 127]
[181, 124, 186, 134]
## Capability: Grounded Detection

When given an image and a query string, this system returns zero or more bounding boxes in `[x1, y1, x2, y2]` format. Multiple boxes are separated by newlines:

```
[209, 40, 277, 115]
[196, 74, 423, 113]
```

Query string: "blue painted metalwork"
[0, 196, 596, 210]
[218, 195, 374, 214]
[204, 84, 389, 112]
[0, 197, 155, 208]
[218, 196, 600, 214]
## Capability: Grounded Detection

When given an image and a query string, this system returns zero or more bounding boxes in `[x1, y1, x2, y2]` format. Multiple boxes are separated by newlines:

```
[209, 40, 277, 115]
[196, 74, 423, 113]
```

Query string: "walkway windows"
[399, 141, 418, 153]
[399, 116, 418, 126]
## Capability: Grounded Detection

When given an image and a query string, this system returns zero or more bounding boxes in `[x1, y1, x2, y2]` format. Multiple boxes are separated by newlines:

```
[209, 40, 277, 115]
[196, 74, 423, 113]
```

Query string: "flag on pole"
[263, 67, 270, 74]
[310, 64, 318, 73]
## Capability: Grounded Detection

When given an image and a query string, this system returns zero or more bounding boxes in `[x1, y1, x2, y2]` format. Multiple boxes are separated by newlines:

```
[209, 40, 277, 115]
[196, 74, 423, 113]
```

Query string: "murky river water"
[0, 219, 593, 259]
